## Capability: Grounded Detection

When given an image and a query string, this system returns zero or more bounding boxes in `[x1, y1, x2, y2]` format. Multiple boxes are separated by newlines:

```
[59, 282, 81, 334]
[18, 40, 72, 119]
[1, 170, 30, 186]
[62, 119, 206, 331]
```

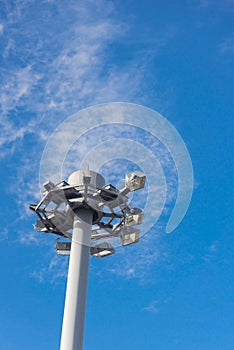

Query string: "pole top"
[68, 170, 105, 188]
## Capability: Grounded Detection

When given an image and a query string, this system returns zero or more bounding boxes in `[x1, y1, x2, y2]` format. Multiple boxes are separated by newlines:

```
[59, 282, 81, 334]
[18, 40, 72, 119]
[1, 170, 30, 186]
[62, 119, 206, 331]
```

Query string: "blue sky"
[0, 0, 233, 349]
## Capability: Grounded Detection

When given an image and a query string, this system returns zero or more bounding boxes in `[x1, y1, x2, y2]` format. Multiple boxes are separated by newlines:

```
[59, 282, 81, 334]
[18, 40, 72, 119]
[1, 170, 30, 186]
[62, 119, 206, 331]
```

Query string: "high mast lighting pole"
[30, 169, 146, 350]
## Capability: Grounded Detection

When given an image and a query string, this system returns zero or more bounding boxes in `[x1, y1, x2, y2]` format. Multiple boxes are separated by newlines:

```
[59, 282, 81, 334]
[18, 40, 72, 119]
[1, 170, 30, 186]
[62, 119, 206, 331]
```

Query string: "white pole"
[60, 208, 93, 350]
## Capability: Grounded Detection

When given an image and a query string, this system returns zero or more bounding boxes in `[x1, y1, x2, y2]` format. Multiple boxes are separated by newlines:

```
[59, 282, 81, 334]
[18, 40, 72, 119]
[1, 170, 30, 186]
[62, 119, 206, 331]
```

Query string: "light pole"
[60, 208, 92, 350]
[30, 169, 146, 350]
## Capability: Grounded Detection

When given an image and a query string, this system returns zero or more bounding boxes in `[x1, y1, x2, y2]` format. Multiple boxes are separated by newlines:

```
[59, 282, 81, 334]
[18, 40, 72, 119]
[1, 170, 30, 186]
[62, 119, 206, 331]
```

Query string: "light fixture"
[56, 241, 71, 255]
[120, 228, 140, 246]
[90, 242, 115, 258]
[125, 171, 146, 192]
[124, 207, 144, 226]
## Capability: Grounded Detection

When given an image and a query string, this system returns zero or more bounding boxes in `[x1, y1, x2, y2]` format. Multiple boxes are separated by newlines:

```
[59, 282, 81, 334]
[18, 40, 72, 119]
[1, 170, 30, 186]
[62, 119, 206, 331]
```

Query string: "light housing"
[56, 241, 71, 255]
[124, 208, 144, 226]
[125, 171, 146, 192]
[90, 242, 115, 258]
[121, 228, 140, 246]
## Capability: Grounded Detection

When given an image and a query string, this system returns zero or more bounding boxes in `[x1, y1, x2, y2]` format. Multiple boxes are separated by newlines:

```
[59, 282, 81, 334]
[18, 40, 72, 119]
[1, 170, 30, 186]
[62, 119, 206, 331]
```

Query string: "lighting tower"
[30, 169, 146, 350]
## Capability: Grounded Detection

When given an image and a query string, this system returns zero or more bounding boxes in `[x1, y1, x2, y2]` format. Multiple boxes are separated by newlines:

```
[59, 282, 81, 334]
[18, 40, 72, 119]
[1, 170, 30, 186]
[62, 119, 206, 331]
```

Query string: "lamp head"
[124, 207, 144, 226]
[120, 228, 140, 246]
[90, 242, 115, 258]
[56, 241, 71, 255]
[125, 171, 146, 192]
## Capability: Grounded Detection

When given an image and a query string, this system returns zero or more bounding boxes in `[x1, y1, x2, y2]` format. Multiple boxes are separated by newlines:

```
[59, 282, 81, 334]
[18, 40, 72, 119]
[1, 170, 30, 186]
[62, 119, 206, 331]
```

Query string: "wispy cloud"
[0, 65, 39, 115]
[0, 0, 172, 154]
[197, 0, 210, 8]
[219, 34, 234, 55]
[19, 231, 41, 245]
[0, 23, 3, 35]
[202, 240, 219, 262]
[98, 230, 166, 284]
[30, 251, 69, 283]
[0, 228, 8, 241]
[196, 0, 234, 10]
[142, 300, 159, 313]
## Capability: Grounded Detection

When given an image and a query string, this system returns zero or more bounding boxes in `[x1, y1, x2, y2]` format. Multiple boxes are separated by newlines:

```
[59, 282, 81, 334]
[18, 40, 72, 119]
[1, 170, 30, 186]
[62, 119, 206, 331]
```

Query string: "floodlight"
[121, 228, 140, 246]
[56, 241, 71, 255]
[124, 207, 144, 226]
[90, 242, 115, 258]
[125, 171, 146, 192]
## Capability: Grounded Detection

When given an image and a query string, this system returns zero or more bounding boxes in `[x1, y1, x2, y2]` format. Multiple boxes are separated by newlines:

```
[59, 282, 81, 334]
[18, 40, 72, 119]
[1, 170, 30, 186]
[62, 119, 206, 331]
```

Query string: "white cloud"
[196, 0, 234, 9]
[0, 65, 41, 125]
[103, 231, 163, 283]
[19, 231, 41, 245]
[219, 34, 234, 55]
[0, 228, 8, 241]
[0, 0, 177, 161]
[30, 252, 69, 283]
[0, 0, 147, 152]
[198, 0, 210, 8]
[142, 300, 159, 313]
[0, 23, 3, 35]
[202, 240, 219, 262]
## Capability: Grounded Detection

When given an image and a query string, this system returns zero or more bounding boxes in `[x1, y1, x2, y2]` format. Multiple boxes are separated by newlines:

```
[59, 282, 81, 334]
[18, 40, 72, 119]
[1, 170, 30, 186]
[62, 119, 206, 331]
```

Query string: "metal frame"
[30, 171, 146, 256]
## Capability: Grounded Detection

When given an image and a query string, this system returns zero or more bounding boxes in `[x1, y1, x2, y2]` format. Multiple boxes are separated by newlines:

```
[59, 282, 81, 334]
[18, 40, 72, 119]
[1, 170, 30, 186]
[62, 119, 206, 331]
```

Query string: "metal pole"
[60, 208, 93, 350]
